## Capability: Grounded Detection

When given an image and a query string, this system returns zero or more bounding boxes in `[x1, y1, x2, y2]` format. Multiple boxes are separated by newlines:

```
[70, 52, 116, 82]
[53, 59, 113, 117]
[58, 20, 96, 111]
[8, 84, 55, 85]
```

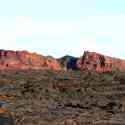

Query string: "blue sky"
[0, 0, 125, 58]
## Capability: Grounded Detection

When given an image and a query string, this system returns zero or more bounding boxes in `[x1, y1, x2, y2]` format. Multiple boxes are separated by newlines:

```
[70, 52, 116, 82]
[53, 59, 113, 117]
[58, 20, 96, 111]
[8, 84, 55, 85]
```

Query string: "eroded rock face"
[0, 50, 60, 70]
[1, 49, 125, 72]
[77, 51, 125, 72]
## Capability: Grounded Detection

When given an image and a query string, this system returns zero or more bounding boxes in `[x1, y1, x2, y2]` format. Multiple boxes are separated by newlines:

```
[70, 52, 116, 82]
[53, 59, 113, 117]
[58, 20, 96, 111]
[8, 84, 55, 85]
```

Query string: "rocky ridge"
[0, 49, 125, 72]
[60, 51, 125, 72]
[0, 50, 60, 70]
[77, 51, 125, 72]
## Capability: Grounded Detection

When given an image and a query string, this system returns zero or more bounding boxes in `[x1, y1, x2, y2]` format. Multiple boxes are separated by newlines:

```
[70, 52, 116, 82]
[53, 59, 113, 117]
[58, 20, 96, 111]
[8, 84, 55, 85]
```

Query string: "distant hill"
[58, 55, 78, 70]
[0, 50, 60, 70]
[0, 49, 125, 72]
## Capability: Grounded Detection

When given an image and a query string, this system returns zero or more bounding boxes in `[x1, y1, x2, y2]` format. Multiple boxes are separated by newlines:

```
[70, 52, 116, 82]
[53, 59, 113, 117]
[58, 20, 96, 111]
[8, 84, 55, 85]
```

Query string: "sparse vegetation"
[0, 70, 125, 124]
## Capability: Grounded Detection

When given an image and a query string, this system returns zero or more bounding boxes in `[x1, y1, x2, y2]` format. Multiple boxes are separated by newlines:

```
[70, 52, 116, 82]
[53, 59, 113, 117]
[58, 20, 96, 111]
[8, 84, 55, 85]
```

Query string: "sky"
[0, 0, 125, 58]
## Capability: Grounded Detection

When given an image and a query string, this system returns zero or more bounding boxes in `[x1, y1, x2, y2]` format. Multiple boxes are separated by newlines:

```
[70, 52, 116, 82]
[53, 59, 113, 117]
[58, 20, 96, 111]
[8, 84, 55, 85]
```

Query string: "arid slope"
[0, 70, 125, 124]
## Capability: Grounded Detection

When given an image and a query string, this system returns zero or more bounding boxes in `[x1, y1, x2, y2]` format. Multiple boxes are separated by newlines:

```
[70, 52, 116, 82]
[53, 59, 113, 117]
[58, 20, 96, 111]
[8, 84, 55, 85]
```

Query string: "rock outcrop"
[1, 49, 125, 72]
[0, 50, 60, 70]
[77, 51, 125, 72]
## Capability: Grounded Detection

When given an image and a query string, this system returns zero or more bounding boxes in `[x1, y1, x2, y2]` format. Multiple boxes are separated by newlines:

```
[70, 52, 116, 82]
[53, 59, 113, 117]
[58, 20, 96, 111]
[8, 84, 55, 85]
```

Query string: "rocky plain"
[0, 50, 125, 125]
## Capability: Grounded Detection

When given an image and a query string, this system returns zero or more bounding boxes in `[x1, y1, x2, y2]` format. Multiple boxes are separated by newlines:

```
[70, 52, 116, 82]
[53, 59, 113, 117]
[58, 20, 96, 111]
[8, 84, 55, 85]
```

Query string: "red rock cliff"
[0, 50, 60, 70]
[77, 51, 125, 72]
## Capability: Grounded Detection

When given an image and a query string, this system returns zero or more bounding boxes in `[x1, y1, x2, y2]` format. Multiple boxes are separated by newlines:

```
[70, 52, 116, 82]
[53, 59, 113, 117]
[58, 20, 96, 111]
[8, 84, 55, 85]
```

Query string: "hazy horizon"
[0, 0, 125, 58]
